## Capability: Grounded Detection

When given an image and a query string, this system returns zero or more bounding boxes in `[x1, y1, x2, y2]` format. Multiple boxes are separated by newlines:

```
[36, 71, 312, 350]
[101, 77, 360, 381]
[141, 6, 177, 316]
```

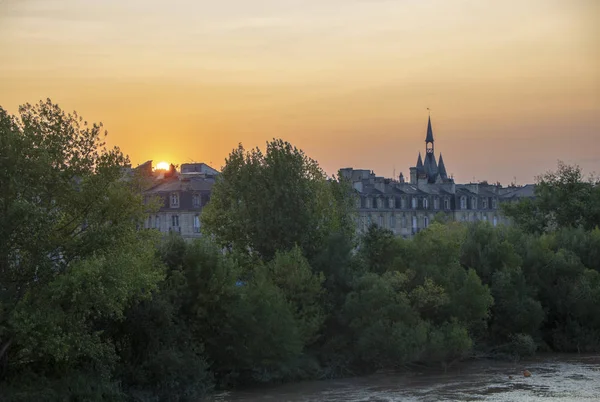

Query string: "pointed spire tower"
[438, 153, 448, 180]
[425, 115, 434, 154]
[416, 152, 424, 172]
[423, 111, 437, 180]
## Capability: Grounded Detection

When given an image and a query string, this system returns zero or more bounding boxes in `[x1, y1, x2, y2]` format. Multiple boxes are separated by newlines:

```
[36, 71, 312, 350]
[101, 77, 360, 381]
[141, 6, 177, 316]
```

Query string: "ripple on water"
[208, 355, 600, 402]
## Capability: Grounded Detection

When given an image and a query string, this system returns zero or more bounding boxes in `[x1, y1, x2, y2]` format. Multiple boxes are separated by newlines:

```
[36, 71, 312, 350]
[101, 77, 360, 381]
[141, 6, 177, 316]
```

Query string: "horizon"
[1, 0, 599, 184]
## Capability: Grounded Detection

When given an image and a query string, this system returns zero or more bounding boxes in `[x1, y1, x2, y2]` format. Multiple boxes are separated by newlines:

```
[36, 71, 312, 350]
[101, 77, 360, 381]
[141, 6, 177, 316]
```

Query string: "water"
[209, 355, 600, 401]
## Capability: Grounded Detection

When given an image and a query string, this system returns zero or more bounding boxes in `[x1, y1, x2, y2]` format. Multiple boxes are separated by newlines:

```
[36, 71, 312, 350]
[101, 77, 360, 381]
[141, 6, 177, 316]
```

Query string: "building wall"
[352, 181, 524, 238]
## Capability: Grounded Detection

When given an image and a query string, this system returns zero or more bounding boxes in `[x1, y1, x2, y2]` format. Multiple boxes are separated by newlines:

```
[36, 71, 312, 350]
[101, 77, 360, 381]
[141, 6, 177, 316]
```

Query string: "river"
[209, 354, 600, 401]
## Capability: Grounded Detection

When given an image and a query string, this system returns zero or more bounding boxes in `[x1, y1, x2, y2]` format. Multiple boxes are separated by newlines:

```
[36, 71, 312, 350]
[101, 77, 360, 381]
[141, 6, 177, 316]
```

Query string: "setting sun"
[155, 161, 170, 171]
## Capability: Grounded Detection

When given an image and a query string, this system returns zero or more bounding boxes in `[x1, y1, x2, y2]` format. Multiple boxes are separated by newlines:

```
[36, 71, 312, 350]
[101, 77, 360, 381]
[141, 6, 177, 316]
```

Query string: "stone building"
[142, 162, 218, 240]
[340, 117, 535, 237]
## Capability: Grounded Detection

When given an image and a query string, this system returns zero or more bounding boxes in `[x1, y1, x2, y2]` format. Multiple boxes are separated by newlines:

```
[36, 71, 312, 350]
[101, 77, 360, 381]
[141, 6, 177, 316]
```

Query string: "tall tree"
[0, 100, 162, 395]
[201, 139, 355, 261]
[502, 161, 600, 233]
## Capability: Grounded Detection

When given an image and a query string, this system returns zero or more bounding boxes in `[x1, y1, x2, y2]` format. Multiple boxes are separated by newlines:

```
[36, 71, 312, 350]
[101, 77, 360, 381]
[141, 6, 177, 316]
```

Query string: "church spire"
[425, 113, 434, 155]
[416, 152, 423, 170]
[425, 116, 434, 143]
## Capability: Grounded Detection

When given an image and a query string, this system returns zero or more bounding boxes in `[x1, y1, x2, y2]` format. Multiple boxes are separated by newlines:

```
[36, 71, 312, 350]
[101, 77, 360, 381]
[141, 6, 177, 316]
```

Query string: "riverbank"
[208, 354, 600, 401]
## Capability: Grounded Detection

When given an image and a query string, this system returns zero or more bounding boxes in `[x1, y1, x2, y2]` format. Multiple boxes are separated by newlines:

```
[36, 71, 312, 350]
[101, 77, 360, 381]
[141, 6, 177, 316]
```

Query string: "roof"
[438, 154, 448, 179]
[145, 177, 215, 194]
[500, 184, 536, 199]
[416, 153, 424, 171]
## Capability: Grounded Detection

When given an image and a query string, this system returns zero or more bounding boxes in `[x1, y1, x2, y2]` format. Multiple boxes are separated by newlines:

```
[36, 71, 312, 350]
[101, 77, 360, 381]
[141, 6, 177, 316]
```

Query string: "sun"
[155, 161, 170, 171]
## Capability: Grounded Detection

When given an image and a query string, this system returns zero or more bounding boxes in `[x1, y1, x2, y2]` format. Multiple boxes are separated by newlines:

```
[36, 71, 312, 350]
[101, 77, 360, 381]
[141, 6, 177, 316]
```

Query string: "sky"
[1, 0, 599, 184]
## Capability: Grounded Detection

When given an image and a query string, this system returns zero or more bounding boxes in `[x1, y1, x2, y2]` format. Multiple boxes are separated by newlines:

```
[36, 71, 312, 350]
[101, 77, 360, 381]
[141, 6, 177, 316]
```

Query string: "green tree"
[0, 100, 163, 398]
[267, 246, 325, 345]
[201, 139, 355, 261]
[502, 161, 600, 233]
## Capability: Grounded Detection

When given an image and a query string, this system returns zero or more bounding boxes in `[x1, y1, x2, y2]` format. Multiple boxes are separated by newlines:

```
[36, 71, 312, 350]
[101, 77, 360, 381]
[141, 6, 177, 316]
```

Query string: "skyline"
[1, 0, 599, 184]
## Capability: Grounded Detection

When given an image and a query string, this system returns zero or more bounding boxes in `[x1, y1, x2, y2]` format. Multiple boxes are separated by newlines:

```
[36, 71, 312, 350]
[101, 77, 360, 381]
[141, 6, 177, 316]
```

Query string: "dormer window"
[460, 196, 467, 210]
[170, 193, 179, 208]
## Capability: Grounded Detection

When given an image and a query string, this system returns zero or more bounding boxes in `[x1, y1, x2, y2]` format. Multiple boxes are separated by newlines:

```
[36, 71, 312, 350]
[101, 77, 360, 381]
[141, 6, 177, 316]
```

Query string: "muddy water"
[209, 355, 600, 401]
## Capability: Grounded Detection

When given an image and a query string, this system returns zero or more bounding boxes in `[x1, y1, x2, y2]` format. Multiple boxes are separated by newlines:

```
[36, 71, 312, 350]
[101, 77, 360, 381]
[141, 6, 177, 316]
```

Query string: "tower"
[425, 115, 434, 156]
[423, 114, 438, 182]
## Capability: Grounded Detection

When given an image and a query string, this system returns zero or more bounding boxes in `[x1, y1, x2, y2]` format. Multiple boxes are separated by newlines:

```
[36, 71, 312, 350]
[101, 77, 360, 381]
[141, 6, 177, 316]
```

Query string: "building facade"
[142, 162, 218, 240]
[340, 117, 535, 237]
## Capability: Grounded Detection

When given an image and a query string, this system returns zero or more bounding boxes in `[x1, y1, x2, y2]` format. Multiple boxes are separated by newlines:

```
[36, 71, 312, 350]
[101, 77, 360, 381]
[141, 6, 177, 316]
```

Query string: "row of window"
[168, 193, 203, 208]
[360, 195, 498, 210]
[360, 214, 499, 231]
[146, 214, 202, 233]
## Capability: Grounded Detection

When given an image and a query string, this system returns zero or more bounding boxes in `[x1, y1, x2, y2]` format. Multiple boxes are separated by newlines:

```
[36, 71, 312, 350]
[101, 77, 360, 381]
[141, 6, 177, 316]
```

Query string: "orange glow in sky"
[1, 0, 598, 184]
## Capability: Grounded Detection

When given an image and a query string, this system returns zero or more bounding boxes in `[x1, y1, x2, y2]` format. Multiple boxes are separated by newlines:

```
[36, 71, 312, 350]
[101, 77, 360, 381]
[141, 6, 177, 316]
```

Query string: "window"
[401, 215, 407, 228]
[366, 198, 372, 209]
[412, 216, 417, 229]
[171, 214, 179, 227]
[483, 215, 488, 222]
[434, 197, 439, 210]
[390, 215, 396, 229]
[367, 215, 372, 226]
[471, 197, 477, 209]
[412, 197, 417, 209]
[378, 216, 383, 227]
[193, 194, 201, 208]
[493, 216, 498, 227]
[423, 198, 429, 209]
[389, 197, 395, 209]
[460, 196, 467, 210]
[155, 215, 161, 230]
[377, 198, 383, 209]
[170, 193, 179, 208]
[492, 198, 498, 209]
[147, 215, 152, 228]
[423, 216, 429, 228]
[482, 198, 488, 209]
[444, 198, 450, 210]
[193, 214, 201, 233]
[401, 197, 407, 209]
[356, 197, 362, 209]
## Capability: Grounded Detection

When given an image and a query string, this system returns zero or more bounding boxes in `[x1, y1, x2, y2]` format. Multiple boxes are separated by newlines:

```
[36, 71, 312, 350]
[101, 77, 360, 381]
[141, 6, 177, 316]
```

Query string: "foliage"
[502, 161, 600, 233]
[0, 100, 164, 399]
[3, 102, 600, 399]
[200, 139, 355, 261]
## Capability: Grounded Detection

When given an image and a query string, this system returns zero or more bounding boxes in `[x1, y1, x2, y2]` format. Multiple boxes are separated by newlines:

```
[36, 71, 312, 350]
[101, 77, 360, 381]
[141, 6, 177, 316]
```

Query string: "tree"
[201, 139, 355, 262]
[0, 100, 163, 397]
[502, 161, 600, 233]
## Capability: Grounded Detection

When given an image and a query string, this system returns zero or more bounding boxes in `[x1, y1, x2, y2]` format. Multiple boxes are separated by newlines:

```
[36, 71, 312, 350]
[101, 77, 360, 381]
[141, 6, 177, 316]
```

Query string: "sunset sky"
[1, 0, 599, 184]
